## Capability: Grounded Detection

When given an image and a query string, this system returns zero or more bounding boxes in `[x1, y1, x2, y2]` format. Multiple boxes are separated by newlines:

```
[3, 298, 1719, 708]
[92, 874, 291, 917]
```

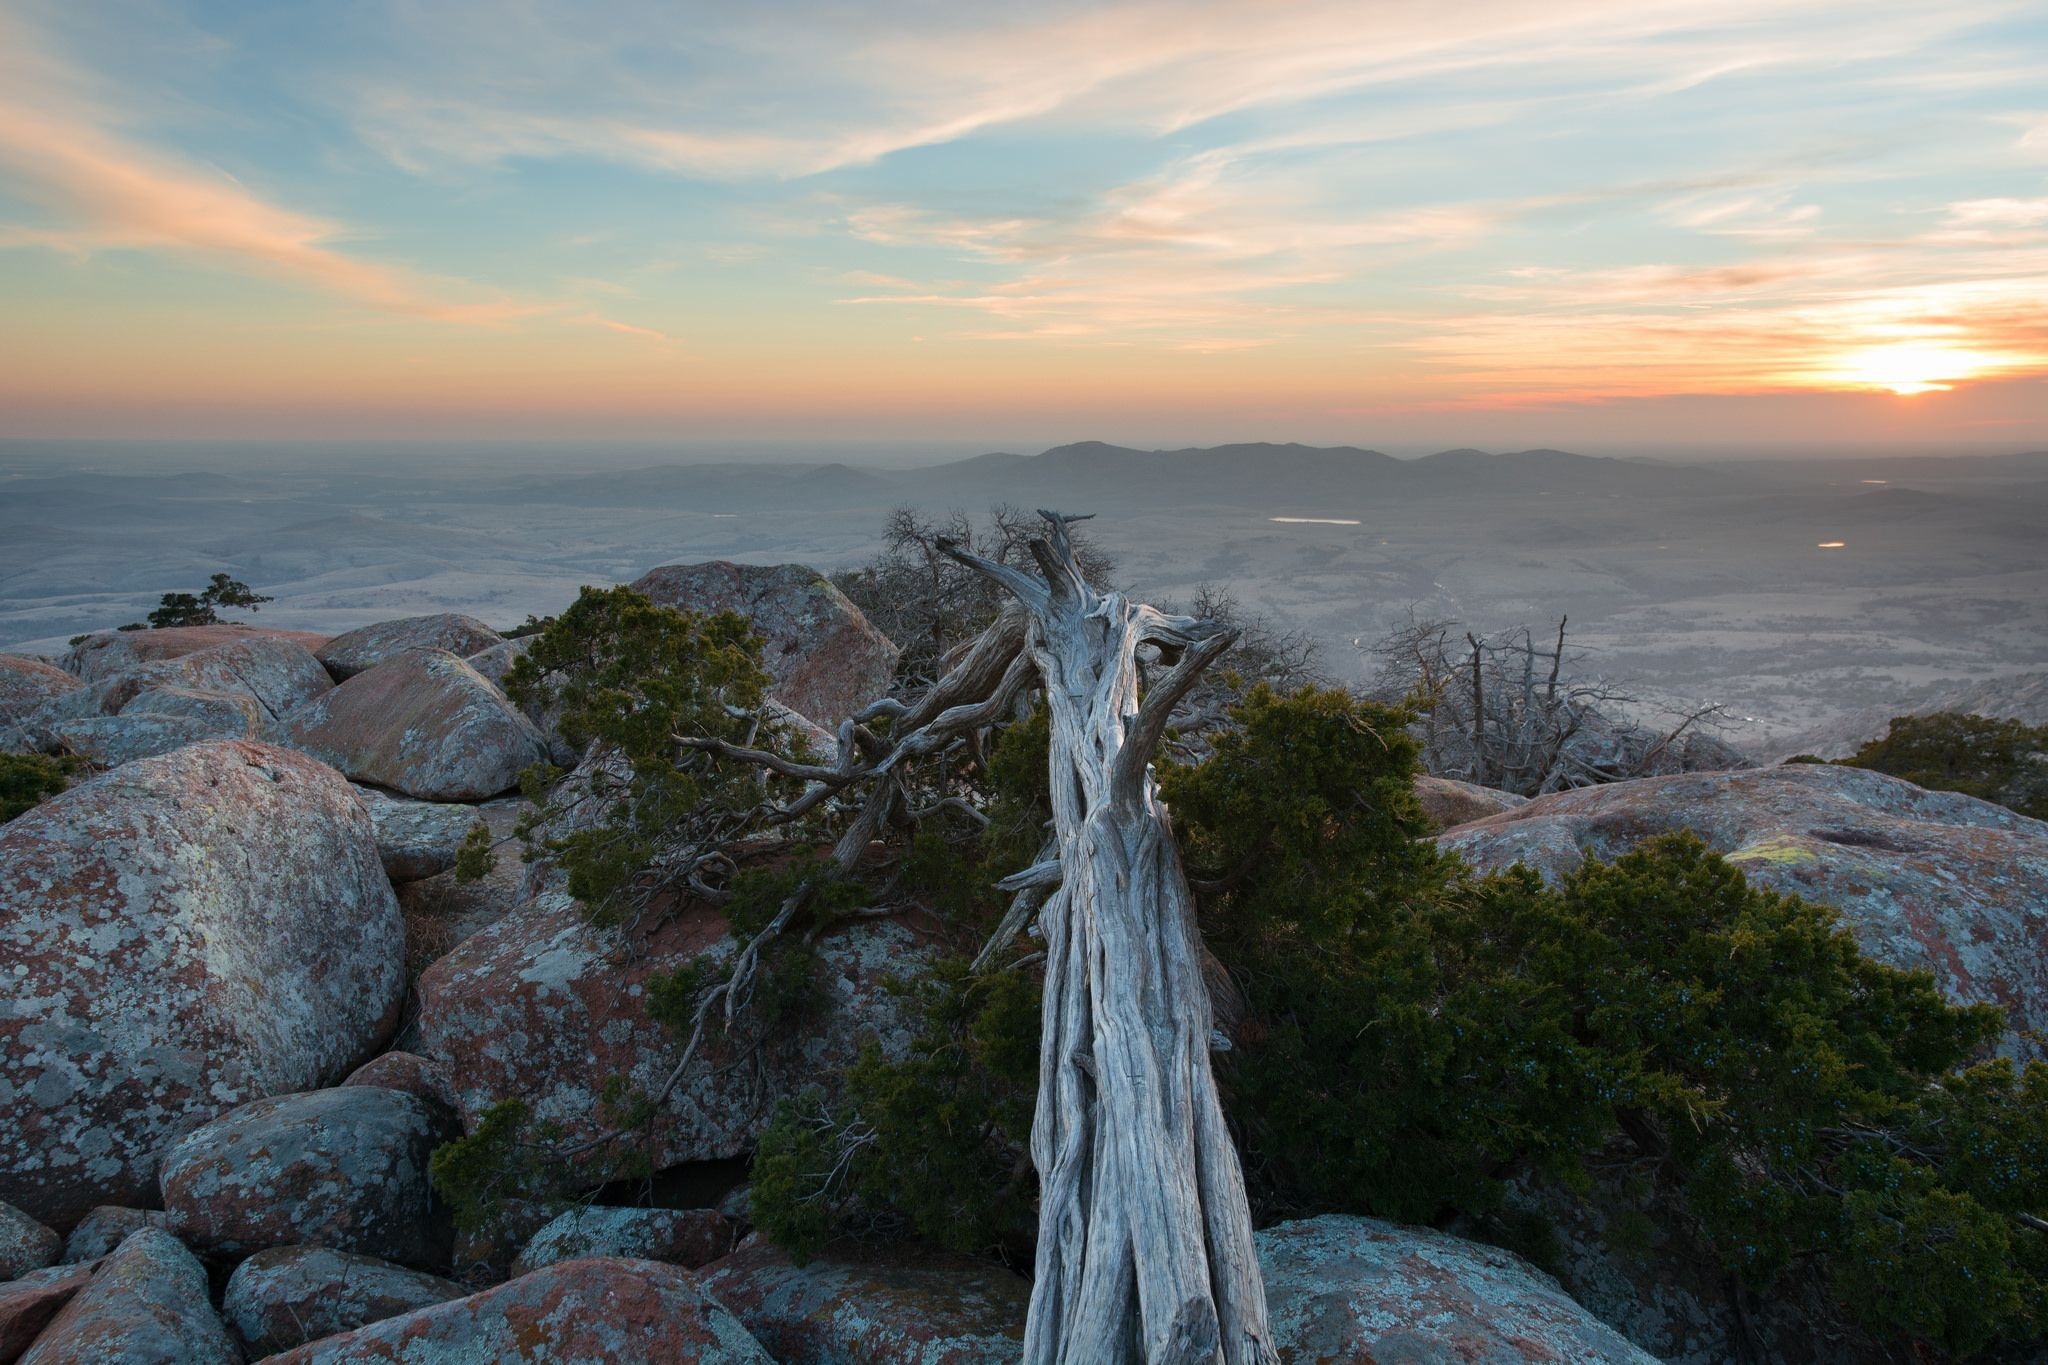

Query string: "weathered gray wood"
[941, 511, 1276, 1365]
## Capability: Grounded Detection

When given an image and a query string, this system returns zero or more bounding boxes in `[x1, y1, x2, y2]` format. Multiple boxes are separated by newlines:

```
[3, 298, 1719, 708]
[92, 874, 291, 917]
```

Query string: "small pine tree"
[138, 572, 273, 629]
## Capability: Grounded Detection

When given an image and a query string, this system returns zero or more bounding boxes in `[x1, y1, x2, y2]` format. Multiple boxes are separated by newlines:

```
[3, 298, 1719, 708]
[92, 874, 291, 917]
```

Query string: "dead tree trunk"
[939, 512, 1276, 1365]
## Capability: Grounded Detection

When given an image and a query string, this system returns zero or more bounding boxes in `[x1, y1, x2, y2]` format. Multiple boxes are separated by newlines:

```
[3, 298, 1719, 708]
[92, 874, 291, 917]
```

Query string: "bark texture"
[940, 512, 1276, 1365]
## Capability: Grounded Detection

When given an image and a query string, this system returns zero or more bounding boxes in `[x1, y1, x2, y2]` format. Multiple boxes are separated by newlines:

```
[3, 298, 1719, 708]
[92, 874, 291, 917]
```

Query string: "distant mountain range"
[484, 440, 1742, 513]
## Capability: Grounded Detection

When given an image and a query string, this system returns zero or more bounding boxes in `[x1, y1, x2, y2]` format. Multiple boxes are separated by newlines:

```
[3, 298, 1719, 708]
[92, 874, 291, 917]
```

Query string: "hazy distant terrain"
[5, 440, 2045, 756]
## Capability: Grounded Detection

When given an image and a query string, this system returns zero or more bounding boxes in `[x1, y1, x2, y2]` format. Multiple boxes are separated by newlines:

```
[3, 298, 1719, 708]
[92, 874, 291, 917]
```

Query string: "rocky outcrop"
[108, 635, 333, 725]
[341, 1052, 457, 1113]
[629, 561, 898, 726]
[0, 1202, 59, 1281]
[1412, 775, 1528, 832]
[281, 650, 550, 801]
[698, 1236, 1029, 1363]
[1437, 763, 2048, 1056]
[354, 786, 483, 883]
[413, 895, 933, 1179]
[121, 683, 267, 736]
[266, 1257, 772, 1363]
[16, 1227, 237, 1365]
[0, 656, 81, 728]
[0, 741, 406, 1227]
[62, 625, 330, 685]
[222, 1245, 468, 1356]
[46, 713, 226, 767]
[1258, 1214, 1657, 1364]
[1773, 669, 2048, 761]
[0, 1263, 97, 1362]
[462, 637, 530, 688]
[317, 614, 504, 682]
[159, 1087, 450, 1264]
[61, 1207, 166, 1264]
[512, 1207, 732, 1277]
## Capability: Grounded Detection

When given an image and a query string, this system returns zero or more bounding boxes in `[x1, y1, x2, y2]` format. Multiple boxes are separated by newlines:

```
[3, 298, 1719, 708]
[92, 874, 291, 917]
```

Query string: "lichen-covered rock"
[413, 895, 933, 1178]
[698, 1236, 1028, 1363]
[158, 1087, 451, 1264]
[512, 1207, 732, 1277]
[461, 637, 530, 688]
[121, 684, 268, 737]
[281, 650, 550, 801]
[0, 656, 81, 728]
[1437, 763, 2048, 1055]
[61, 1206, 167, 1265]
[0, 741, 405, 1228]
[0, 1201, 59, 1280]
[1412, 774, 1528, 832]
[222, 1245, 468, 1356]
[0, 1262, 97, 1361]
[46, 713, 222, 767]
[17, 1227, 237, 1365]
[1258, 1214, 1657, 1364]
[62, 625, 330, 685]
[353, 786, 483, 883]
[629, 561, 898, 727]
[318, 614, 505, 682]
[341, 1052, 457, 1114]
[266, 1257, 772, 1363]
[105, 635, 335, 726]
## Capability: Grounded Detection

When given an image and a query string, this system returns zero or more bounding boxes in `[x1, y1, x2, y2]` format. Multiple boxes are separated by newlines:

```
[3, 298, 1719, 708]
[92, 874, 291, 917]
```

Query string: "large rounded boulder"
[1437, 763, 2048, 1055]
[0, 741, 406, 1227]
[1258, 1215, 1657, 1363]
[266, 1257, 772, 1362]
[281, 649, 550, 801]
[413, 893, 933, 1179]
[16, 1226, 238, 1365]
[63, 624, 331, 685]
[223, 1246, 469, 1356]
[316, 613, 504, 682]
[159, 1086, 451, 1264]
[0, 655, 82, 728]
[629, 561, 898, 726]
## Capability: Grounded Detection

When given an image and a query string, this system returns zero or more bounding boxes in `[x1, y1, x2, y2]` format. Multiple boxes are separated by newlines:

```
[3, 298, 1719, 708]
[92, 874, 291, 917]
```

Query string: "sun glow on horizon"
[1826, 345, 2012, 397]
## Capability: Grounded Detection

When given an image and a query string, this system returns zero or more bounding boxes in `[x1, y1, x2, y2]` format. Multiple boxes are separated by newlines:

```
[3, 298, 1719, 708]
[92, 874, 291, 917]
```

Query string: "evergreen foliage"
[1845, 711, 2048, 819]
[498, 584, 797, 918]
[0, 752, 75, 822]
[130, 572, 273, 629]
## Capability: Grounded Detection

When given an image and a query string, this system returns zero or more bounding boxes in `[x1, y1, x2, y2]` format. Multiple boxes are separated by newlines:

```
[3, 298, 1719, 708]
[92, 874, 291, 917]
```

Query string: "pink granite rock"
[16, 1227, 236, 1365]
[629, 561, 898, 727]
[413, 895, 932, 1181]
[159, 1087, 450, 1264]
[1438, 763, 2048, 1055]
[318, 614, 504, 682]
[264, 1257, 771, 1362]
[222, 1245, 468, 1356]
[0, 741, 405, 1227]
[281, 650, 550, 801]
[1258, 1215, 1656, 1364]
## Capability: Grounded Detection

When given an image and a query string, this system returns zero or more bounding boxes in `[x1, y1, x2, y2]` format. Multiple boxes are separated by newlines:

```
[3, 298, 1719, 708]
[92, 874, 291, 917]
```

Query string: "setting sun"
[1828, 345, 2003, 396]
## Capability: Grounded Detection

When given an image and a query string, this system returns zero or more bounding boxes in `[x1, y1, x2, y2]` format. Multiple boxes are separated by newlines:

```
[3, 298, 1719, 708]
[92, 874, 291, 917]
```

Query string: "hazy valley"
[4, 439, 2046, 756]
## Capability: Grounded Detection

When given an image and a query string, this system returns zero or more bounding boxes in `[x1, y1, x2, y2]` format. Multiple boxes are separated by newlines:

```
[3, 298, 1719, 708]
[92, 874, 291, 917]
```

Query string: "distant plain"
[4, 440, 2044, 756]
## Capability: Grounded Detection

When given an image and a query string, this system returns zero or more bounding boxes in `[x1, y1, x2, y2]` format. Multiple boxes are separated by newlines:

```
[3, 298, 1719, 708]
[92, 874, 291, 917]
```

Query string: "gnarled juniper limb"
[938, 510, 1276, 1365]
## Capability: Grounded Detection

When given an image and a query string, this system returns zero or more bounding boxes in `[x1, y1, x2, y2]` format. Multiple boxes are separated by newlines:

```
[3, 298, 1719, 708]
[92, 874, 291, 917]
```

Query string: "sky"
[1, 0, 2046, 450]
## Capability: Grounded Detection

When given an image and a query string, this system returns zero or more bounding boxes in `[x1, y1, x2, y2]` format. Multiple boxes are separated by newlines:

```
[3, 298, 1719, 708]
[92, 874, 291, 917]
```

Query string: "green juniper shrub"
[428, 1100, 566, 1236]
[1844, 711, 2048, 819]
[0, 752, 79, 822]
[1159, 682, 2045, 1357]
[497, 585, 797, 918]
[752, 956, 1042, 1264]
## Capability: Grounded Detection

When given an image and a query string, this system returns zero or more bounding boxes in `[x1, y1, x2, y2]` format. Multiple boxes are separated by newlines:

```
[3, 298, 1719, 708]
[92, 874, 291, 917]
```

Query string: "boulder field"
[1438, 762, 2048, 1056]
